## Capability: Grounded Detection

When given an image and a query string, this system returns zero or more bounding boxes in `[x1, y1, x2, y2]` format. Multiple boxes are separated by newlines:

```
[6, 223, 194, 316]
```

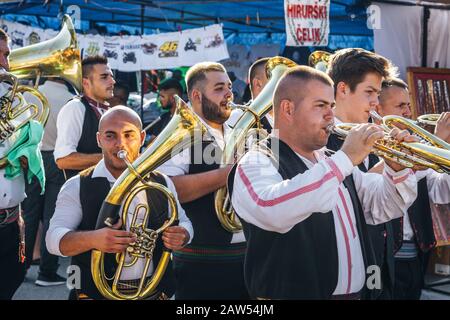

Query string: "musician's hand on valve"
[384, 127, 421, 172]
[341, 123, 384, 166]
[92, 219, 137, 254]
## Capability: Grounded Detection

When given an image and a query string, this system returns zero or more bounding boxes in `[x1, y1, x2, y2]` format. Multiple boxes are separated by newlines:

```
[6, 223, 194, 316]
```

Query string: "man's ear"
[96, 132, 102, 148]
[140, 130, 146, 146]
[82, 77, 90, 90]
[280, 99, 295, 120]
[190, 88, 201, 104]
[336, 81, 348, 98]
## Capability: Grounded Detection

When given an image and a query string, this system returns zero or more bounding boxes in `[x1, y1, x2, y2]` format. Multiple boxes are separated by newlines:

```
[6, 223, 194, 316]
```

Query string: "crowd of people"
[0, 25, 449, 300]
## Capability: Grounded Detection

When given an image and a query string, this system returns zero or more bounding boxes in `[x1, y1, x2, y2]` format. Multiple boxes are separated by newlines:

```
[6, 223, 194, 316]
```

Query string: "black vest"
[260, 116, 272, 134]
[64, 96, 102, 179]
[228, 137, 376, 299]
[392, 177, 436, 253]
[181, 140, 233, 245]
[71, 167, 175, 299]
[327, 133, 395, 299]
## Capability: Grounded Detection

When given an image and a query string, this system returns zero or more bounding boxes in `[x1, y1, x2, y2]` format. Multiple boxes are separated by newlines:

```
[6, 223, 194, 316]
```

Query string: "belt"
[0, 205, 20, 226]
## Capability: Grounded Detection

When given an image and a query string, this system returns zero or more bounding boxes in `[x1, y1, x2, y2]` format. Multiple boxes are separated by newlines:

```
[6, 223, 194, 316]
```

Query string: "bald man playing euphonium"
[46, 106, 193, 300]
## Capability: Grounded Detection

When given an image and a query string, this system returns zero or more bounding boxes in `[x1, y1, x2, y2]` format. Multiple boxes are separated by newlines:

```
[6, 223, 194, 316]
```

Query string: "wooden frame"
[406, 67, 450, 119]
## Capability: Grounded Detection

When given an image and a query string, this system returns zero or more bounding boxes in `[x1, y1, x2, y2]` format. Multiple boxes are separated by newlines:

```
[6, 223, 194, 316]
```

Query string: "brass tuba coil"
[91, 96, 206, 300]
[214, 56, 297, 233]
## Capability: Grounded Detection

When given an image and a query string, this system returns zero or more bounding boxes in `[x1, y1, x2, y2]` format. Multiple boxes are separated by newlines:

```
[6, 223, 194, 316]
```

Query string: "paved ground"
[12, 257, 450, 300]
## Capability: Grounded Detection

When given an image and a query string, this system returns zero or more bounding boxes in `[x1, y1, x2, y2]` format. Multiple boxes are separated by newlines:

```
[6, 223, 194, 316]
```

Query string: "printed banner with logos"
[284, 0, 330, 47]
[0, 20, 229, 71]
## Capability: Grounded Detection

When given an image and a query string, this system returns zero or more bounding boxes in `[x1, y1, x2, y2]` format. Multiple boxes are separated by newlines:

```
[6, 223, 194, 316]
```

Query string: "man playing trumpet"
[229, 66, 418, 300]
[375, 78, 450, 299]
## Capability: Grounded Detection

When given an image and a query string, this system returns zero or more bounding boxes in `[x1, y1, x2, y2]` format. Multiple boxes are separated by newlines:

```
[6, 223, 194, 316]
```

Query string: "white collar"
[92, 159, 117, 183]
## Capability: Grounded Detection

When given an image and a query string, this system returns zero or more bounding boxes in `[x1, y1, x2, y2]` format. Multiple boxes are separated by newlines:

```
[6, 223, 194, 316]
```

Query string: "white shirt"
[157, 117, 246, 244]
[401, 169, 450, 241]
[0, 169, 26, 208]
[226, 108, 274, 129]
[54, 98, 107, 161]
[46, 159, 194, 281]
[38, 81, 74, 151]
[231, 144, 417, 295]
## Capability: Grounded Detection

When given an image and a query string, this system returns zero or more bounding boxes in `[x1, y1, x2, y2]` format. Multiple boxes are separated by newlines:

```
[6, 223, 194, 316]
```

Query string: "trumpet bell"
[308, 50, 331, 72]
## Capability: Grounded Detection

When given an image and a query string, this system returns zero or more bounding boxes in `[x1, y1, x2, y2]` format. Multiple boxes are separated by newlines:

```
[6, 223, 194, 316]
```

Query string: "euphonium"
[10, 14, 82, 92]
[330, 114, 450, 174]
[0, 72, 49, 167]
[91, 96, 206, 300]
[214, 56, 297, 233]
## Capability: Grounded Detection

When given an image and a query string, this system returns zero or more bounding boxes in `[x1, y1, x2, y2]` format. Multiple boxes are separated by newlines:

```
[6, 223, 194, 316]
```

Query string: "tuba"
[10, 14, 82, 92]
[331, 114, 450, 174]
[214, 56, 297, 233]
[91, 96, 206, 300]
[0, 15, 81, 167]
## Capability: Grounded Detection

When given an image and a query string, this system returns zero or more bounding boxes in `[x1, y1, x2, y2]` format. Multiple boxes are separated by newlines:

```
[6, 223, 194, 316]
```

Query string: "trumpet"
[329, 114, 450, 174]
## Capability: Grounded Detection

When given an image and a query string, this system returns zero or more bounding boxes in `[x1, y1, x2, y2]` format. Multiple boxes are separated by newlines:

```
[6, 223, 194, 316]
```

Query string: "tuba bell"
[91, 96, 206, 300]
[308, 50, 331, 72]
[214, 56, 297, 233]
[0, 15, 81, 167]
[9, 14, 82, 92]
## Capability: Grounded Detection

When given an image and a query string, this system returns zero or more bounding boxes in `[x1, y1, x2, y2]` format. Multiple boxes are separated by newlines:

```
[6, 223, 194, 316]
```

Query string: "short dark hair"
[327, 48, 398, 95]
[0, 29, 8, 42]
[158, 78, 183, 95]
[379, 78, 409, 105]
[248, 57, 270, 92]
[82, 55, 108, 78]
[274, 66, 334, 112]
[185, 62, 227, 96]
[114, 81, 130, 97]
[381, 77, 408, 90]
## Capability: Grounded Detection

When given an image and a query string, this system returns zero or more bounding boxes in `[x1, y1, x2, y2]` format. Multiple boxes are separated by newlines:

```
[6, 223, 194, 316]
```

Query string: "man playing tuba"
[0, 27, 27, 301]
[46, 106, 193, 300]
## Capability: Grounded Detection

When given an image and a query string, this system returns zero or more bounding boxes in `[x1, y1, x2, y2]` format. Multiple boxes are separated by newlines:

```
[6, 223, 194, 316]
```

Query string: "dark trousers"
[0, 221, 26, 299]
[393, 257, 423, 300]
[22, 151, 65, 276]
[173, 256, 249, 300]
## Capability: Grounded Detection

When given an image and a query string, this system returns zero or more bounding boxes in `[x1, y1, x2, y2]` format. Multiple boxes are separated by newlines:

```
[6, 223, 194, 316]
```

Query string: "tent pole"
[140, 4, 145, 122]
[421, 7, 430, 67]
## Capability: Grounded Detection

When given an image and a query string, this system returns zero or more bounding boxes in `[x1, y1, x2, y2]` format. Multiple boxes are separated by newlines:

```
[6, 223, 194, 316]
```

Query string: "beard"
[162, 101, 173, 111]
[201, 94, 230, 124]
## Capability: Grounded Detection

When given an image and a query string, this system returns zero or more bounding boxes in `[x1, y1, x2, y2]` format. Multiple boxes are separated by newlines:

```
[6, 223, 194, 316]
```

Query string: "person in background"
[108, 82, 130, 107]
[22, 78, 74, 287]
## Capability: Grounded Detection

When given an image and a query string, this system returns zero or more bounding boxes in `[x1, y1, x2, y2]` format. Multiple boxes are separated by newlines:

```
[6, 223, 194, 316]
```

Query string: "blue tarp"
[0, 0, 373, 50]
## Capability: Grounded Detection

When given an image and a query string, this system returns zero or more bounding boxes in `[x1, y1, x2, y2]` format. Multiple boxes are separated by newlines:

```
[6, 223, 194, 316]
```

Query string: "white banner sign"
[284, 0, 330, 47]
[1, 20, 229, 71]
